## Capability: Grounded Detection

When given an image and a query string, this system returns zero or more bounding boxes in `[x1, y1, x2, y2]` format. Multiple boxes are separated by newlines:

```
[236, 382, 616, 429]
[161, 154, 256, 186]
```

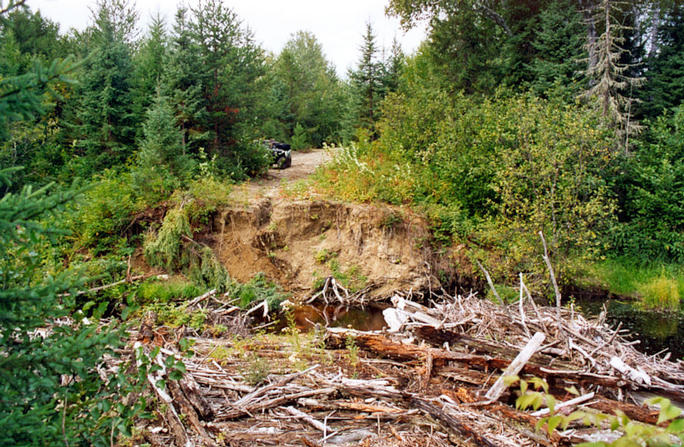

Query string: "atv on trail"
[263, 139, 292, 169]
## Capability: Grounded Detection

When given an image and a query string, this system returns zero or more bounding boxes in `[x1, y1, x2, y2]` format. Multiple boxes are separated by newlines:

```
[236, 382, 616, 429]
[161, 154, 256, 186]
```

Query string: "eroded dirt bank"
[202, 197, 453, 300]
[194, 149, 457, 300]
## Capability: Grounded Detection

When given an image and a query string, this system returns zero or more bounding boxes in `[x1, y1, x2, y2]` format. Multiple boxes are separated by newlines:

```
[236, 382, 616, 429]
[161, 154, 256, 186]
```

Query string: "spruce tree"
[132, 13, 167, 130]
[583, 0, 644, 152]
[162, 7, 207, 154]
[0, 11, 138, 440]
[73, 0, 137, 174]
[639, 4, 684, 119]
[381, 37, 405, 94]
[528, 0, 587, 99]
[132, 92, 193, 198]
[350, 22, 384, 133]
[187, 0, 267, 176]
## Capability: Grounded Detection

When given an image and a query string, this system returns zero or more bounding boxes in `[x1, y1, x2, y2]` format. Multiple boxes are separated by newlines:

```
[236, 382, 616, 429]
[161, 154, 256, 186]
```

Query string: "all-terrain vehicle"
[263, 139, 292, 169]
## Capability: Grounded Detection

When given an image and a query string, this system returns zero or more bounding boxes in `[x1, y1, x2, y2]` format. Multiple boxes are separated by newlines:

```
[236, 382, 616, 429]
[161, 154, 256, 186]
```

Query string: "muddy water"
[283, 296, 683, 360]
[287, 303, 389, 332]
[576, 297, 684, 359]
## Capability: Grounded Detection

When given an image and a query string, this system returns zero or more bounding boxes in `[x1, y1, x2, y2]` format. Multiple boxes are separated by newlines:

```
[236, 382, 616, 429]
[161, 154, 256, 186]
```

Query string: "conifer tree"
[162, 7, 206, 153]
[133, 92, 193, 197]
[132, 13, 167, 128]
[187, 0, 267, 176]
[382, 37, 405, 94]
[73, 0, 137, 174]
[350, 22, 384, 132]
[273, 31, 348, 146]
[528, 0, 587, 99]
[583, 0, 644, 151]
[0, 8, 138, 440]
[639, 4, 684, 118]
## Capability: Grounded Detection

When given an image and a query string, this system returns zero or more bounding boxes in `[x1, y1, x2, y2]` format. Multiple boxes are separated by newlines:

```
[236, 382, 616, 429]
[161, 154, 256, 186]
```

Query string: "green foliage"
[271, 31, 351, 146]
[507, 375, 684, 446]
[575, 257, 684, 301]
[135, 278, 204, 305]
[0, 171, 143, 444]
[70, 171, 141, 253]
[611, 105, 684, 263]
[638, 4, 684, 119]
[291, 122, 309, 150]
[132, 92, 194, 201]
[72, 1, 137, 175]
[228, 272, 287, 311]
[319, 84, 616, 281]
[240, 353, 271, 386]
[349, 22, 385, 133]
[527, 0, 587, 100]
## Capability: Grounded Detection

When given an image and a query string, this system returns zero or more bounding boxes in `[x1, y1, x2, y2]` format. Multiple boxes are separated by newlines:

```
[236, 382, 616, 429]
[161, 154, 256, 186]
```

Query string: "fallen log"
[410, 397, 499, 447]
[485, 332, 546, 401]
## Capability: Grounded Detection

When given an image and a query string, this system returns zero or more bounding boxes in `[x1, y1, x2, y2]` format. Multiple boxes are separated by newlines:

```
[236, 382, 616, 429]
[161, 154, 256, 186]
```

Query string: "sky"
[28, 0, 427, 76]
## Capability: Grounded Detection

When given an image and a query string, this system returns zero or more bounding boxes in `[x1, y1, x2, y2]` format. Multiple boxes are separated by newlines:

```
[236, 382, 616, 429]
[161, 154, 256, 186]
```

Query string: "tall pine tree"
[350, 22, 384, 134]
[73, 0, 137, 174]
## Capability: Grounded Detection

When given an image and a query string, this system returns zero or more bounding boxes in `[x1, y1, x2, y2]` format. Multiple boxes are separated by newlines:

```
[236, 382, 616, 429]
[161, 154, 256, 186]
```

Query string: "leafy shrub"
[318, 81, 616, 283]
[228, 272, 287, 311]
[611, 105, 684, 263]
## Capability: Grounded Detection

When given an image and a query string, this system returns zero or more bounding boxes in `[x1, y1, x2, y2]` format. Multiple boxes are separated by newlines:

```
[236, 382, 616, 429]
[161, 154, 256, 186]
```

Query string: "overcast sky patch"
[29, 0, 427, 76]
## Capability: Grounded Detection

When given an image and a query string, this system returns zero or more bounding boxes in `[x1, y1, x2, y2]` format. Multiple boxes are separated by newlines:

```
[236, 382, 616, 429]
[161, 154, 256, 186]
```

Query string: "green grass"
[135, 278, 206, 305]
[576, 257, 684, 307]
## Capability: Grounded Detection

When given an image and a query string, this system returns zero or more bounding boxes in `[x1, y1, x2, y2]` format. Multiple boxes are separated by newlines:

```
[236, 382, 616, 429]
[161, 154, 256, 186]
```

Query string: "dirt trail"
[240, 149, 332, 200]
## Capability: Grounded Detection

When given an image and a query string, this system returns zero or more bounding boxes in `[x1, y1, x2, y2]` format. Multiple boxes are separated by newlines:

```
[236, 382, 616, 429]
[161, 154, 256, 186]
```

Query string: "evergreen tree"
[132, 92, 193, 198]
[162, 6, 207, 153]
[528, 0, 587, 99]
[639, 4, 684, 119]
[381, 37, 405, 94]
[132, 13, 167, 130]
[273, 31, 348, 146]
[350, 22, 384, 132]
[73, 0, 137, 174]
[187, 0, 268, 176]
[0, 8, 139, 439]
[583, 0, 644, 151]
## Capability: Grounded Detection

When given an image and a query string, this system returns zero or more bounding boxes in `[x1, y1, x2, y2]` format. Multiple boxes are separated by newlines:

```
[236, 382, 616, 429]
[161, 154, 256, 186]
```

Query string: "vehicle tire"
[277, 154, 291, 169]
[282, 153, 292, 169]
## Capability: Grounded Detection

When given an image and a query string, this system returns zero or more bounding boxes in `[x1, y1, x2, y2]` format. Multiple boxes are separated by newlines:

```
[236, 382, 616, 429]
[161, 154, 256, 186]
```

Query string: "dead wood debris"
[105, 289, 683, 447]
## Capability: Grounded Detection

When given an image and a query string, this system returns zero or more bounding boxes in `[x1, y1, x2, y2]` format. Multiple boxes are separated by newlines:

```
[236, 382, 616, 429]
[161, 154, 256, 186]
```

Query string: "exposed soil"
[202, 149, 457, 301]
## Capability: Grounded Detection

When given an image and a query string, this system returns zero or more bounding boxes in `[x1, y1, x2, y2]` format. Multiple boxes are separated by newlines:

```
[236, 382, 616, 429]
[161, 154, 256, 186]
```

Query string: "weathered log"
[486, 332, 546, 401]
[410, 397, 499, 447]
[180, 374, 215, 419]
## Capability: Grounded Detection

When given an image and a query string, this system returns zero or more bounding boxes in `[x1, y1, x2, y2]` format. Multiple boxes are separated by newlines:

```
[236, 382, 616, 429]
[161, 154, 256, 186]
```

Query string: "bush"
[611, 105, 684, 263]
[318, 80, 617, 283]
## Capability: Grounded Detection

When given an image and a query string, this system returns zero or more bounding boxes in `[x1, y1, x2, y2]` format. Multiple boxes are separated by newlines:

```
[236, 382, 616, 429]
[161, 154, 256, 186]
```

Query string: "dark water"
[575, 297, 684, 360]
[288, 303, 389, 332]
[282, 296, 683, 360]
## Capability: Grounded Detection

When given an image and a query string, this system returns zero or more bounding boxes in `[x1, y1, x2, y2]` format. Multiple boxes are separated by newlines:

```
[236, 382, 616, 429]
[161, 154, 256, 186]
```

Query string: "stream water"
[575, 297, 684, 359]
[286, 296, 683, 360]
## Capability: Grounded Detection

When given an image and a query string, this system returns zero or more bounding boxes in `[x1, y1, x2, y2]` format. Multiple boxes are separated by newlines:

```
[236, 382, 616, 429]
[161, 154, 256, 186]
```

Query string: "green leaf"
[565, 386, 580, 396]
[547, 415, 563, 435]
[503, 375, 520, 387]
[657, 400, 681, 424]
[666, 418, 684, 434]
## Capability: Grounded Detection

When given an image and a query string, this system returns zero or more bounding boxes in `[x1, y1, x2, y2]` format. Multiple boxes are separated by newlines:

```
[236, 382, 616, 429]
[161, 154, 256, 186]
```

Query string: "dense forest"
[1, 0, 682, 444]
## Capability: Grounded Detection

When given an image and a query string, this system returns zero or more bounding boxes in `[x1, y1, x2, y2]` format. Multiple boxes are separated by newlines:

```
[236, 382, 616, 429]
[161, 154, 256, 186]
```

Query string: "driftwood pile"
[118, 287, 684, 447]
